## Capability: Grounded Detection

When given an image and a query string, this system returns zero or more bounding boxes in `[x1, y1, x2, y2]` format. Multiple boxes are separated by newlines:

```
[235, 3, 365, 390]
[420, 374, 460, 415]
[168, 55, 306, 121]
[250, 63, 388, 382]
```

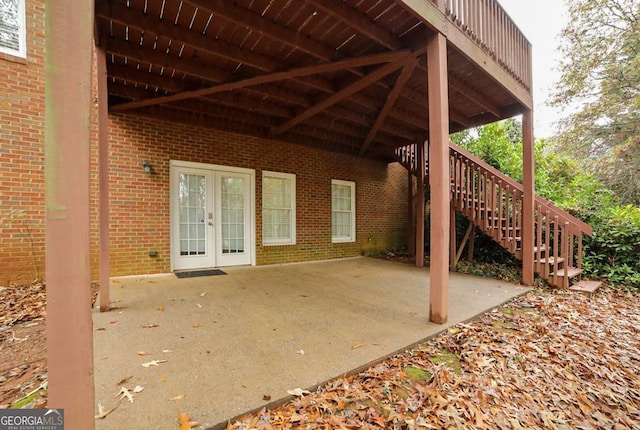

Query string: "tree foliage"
[551, 0, 640, 204]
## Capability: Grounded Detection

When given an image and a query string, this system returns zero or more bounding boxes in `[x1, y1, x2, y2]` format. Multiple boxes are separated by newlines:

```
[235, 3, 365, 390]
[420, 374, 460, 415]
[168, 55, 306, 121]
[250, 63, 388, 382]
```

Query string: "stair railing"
[395, 141, 592, 287]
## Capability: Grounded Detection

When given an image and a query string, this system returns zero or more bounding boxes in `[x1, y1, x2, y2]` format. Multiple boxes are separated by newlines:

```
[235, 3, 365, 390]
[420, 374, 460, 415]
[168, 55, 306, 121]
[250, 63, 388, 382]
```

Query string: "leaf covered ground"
[0, 282, 48, 408]
[227, 288, 640, 429]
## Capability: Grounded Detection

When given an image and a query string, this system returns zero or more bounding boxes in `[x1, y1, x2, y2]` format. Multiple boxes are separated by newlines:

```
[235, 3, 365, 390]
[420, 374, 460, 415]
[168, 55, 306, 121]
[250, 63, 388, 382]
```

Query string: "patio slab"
[93, 257, 529, 429]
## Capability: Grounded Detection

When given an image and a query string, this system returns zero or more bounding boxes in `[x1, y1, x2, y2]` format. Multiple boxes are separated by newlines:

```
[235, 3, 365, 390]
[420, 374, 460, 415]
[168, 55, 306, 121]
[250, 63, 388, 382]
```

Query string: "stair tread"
[569, 280, 602, 293]
[553, 267, 582, 278]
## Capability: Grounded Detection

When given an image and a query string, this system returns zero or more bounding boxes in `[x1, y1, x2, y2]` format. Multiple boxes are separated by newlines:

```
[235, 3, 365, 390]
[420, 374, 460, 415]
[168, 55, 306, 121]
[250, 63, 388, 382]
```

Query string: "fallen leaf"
[116, 376, 133, 386]
[156, 306, 165, 312]
[142, 323, 159, 328]
[169, 394, 185, 401]
[116, 387, 133, 403]
[141, 359, 167, 368]
[263, 394, 271, 401]
[109, 320, 117, 324]
[178, 412, 199, 430]
[137, 351, 150, 356]
[160, 376, 167, 382]
[94, 402, 117, 419]
[287, 388, 310, 397]
[351, 343, 366, 350]
[192, 323, 201, 328]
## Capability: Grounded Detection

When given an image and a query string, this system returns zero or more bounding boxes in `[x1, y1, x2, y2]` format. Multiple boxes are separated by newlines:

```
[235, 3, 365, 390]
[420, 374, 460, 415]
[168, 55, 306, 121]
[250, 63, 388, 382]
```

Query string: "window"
[332, 179, 355, 243]
[262, 171, 296, 245]
[0, 0, 26, 58]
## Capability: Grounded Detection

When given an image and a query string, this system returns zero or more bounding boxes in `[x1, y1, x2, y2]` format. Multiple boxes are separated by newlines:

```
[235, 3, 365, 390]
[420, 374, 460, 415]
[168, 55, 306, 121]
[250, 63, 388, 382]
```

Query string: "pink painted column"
[45, 1, 95, 428]
[427, 32, 450, 324]
[521, 109, 535, 285]
[96, 42, 111, 312]
[407, 170, 416, 257]
[415, 140, 426, 267]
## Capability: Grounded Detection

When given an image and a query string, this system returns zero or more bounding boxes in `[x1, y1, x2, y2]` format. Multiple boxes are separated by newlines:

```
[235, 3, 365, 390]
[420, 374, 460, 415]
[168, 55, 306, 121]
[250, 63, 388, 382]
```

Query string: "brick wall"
[0, 0, 46, 284]
[101, 113, 409, 276]
[0, 1, 408, 281]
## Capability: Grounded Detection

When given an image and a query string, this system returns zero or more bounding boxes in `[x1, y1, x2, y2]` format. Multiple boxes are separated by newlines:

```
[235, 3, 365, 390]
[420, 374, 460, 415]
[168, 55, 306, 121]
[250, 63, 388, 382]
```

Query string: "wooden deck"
[95, 0, 532, 160]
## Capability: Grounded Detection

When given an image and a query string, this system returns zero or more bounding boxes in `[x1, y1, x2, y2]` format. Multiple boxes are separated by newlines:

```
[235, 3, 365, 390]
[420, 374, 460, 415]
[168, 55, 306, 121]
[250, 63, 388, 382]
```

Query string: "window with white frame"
[0, 0, 26, 58]
[331, 179, 355, 243]
[262, 171, 296, 245]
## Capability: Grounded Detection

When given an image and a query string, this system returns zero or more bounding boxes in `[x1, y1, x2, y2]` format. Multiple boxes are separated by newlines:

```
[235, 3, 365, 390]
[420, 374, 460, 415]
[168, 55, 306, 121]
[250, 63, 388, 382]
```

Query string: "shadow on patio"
[93, 257, 529, 429]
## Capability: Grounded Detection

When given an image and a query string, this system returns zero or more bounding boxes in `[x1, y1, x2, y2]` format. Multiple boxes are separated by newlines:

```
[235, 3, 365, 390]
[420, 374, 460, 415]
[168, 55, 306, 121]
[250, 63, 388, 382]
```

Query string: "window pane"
[331, 181, 355, 242]
[0, 0, 24, 57]
[263, 173, 295, 244]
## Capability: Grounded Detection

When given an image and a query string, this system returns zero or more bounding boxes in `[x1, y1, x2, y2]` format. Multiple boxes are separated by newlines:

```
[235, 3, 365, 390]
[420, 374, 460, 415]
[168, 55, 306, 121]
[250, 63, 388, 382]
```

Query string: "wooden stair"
[396, 141, 594, 289]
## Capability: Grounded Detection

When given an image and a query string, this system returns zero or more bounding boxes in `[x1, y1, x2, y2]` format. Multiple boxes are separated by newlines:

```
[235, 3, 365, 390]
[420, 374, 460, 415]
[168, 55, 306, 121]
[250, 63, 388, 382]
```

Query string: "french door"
[171, 162, 253, 271]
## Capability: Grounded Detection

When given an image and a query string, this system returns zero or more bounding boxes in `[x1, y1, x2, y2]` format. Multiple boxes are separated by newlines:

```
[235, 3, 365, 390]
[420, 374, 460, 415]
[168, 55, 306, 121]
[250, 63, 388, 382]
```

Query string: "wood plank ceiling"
[95, 0, 525, 162]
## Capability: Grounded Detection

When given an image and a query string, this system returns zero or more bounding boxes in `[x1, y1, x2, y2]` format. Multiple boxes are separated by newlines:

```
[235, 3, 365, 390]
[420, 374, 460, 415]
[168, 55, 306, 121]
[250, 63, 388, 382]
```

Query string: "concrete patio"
[93, 257, 529, 429]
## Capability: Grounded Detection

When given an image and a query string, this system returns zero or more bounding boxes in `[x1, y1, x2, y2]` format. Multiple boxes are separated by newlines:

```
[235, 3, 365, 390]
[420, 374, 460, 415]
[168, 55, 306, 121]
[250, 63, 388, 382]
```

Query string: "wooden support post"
[45, 1, 95, 428]
[449, 205, 457, 271]
[407, 169, 416, 257]
[415, 140, 426, 267]
[456, 222, 474, 264]
[522, 109, 535, 285]
[427, 33, 450, 324]
[467, 223, 475, 262]
[97, 42, 111, 312]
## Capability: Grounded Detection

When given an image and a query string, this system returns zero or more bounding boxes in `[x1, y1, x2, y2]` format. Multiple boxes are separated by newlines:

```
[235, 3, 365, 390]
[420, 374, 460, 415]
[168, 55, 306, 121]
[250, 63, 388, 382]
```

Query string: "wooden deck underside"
[95, 0, 532, 160]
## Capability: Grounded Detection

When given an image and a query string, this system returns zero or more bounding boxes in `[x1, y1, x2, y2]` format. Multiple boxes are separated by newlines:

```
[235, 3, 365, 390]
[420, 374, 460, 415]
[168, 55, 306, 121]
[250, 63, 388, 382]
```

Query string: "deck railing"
[432, 0, 532, 91]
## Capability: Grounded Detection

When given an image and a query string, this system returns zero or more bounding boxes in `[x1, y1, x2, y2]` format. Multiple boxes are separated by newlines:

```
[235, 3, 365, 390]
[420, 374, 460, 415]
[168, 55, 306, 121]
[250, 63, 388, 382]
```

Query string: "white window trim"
[331, 179, 356, 243]
[262, 171, 296, 246]
[0, 0, 26, 58]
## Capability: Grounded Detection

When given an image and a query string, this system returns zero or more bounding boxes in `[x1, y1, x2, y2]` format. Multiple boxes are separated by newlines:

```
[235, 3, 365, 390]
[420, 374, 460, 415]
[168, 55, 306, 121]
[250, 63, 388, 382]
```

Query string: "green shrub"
[580, 205, 640, 289]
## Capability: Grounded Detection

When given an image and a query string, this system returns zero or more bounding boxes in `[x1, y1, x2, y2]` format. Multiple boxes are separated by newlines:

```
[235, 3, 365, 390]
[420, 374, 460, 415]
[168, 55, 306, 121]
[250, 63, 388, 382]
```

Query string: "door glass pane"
[179, 173, 207, 256]
[221, 176, 244, 254]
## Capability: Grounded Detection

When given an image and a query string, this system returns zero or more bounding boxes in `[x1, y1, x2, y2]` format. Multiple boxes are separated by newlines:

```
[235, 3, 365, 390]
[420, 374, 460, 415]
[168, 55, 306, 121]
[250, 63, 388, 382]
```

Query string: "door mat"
[175, 269, 227, 279]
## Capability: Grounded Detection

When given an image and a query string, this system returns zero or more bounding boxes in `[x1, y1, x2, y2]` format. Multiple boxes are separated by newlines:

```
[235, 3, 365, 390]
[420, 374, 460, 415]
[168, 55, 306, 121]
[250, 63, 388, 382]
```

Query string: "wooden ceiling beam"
[111, 50, 409, 111]
[141, 105, 270, 138]
[306, 0, 403, 50]
[108, 80, 165, 101]
[97, 2, 280, 73]
[242, 85, 312, 108]
[169, 101, 278, 129]
[183, 0, 390, 94]
[448, 74, 502, 117]
[184, 105, 366, 150]
[202, 93, 294, 119]
[107, 64, 188, 93]
[183, 0, 339, 62]
[105, 37, 229, 82]
[449, 108, 471, 127]
[360, 59, 417, 155]
[271, 54, 416, 136]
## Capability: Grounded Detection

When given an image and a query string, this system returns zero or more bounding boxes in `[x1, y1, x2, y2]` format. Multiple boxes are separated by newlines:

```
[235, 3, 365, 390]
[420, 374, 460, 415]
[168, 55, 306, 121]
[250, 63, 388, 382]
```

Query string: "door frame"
[170, 160, 256, 271]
